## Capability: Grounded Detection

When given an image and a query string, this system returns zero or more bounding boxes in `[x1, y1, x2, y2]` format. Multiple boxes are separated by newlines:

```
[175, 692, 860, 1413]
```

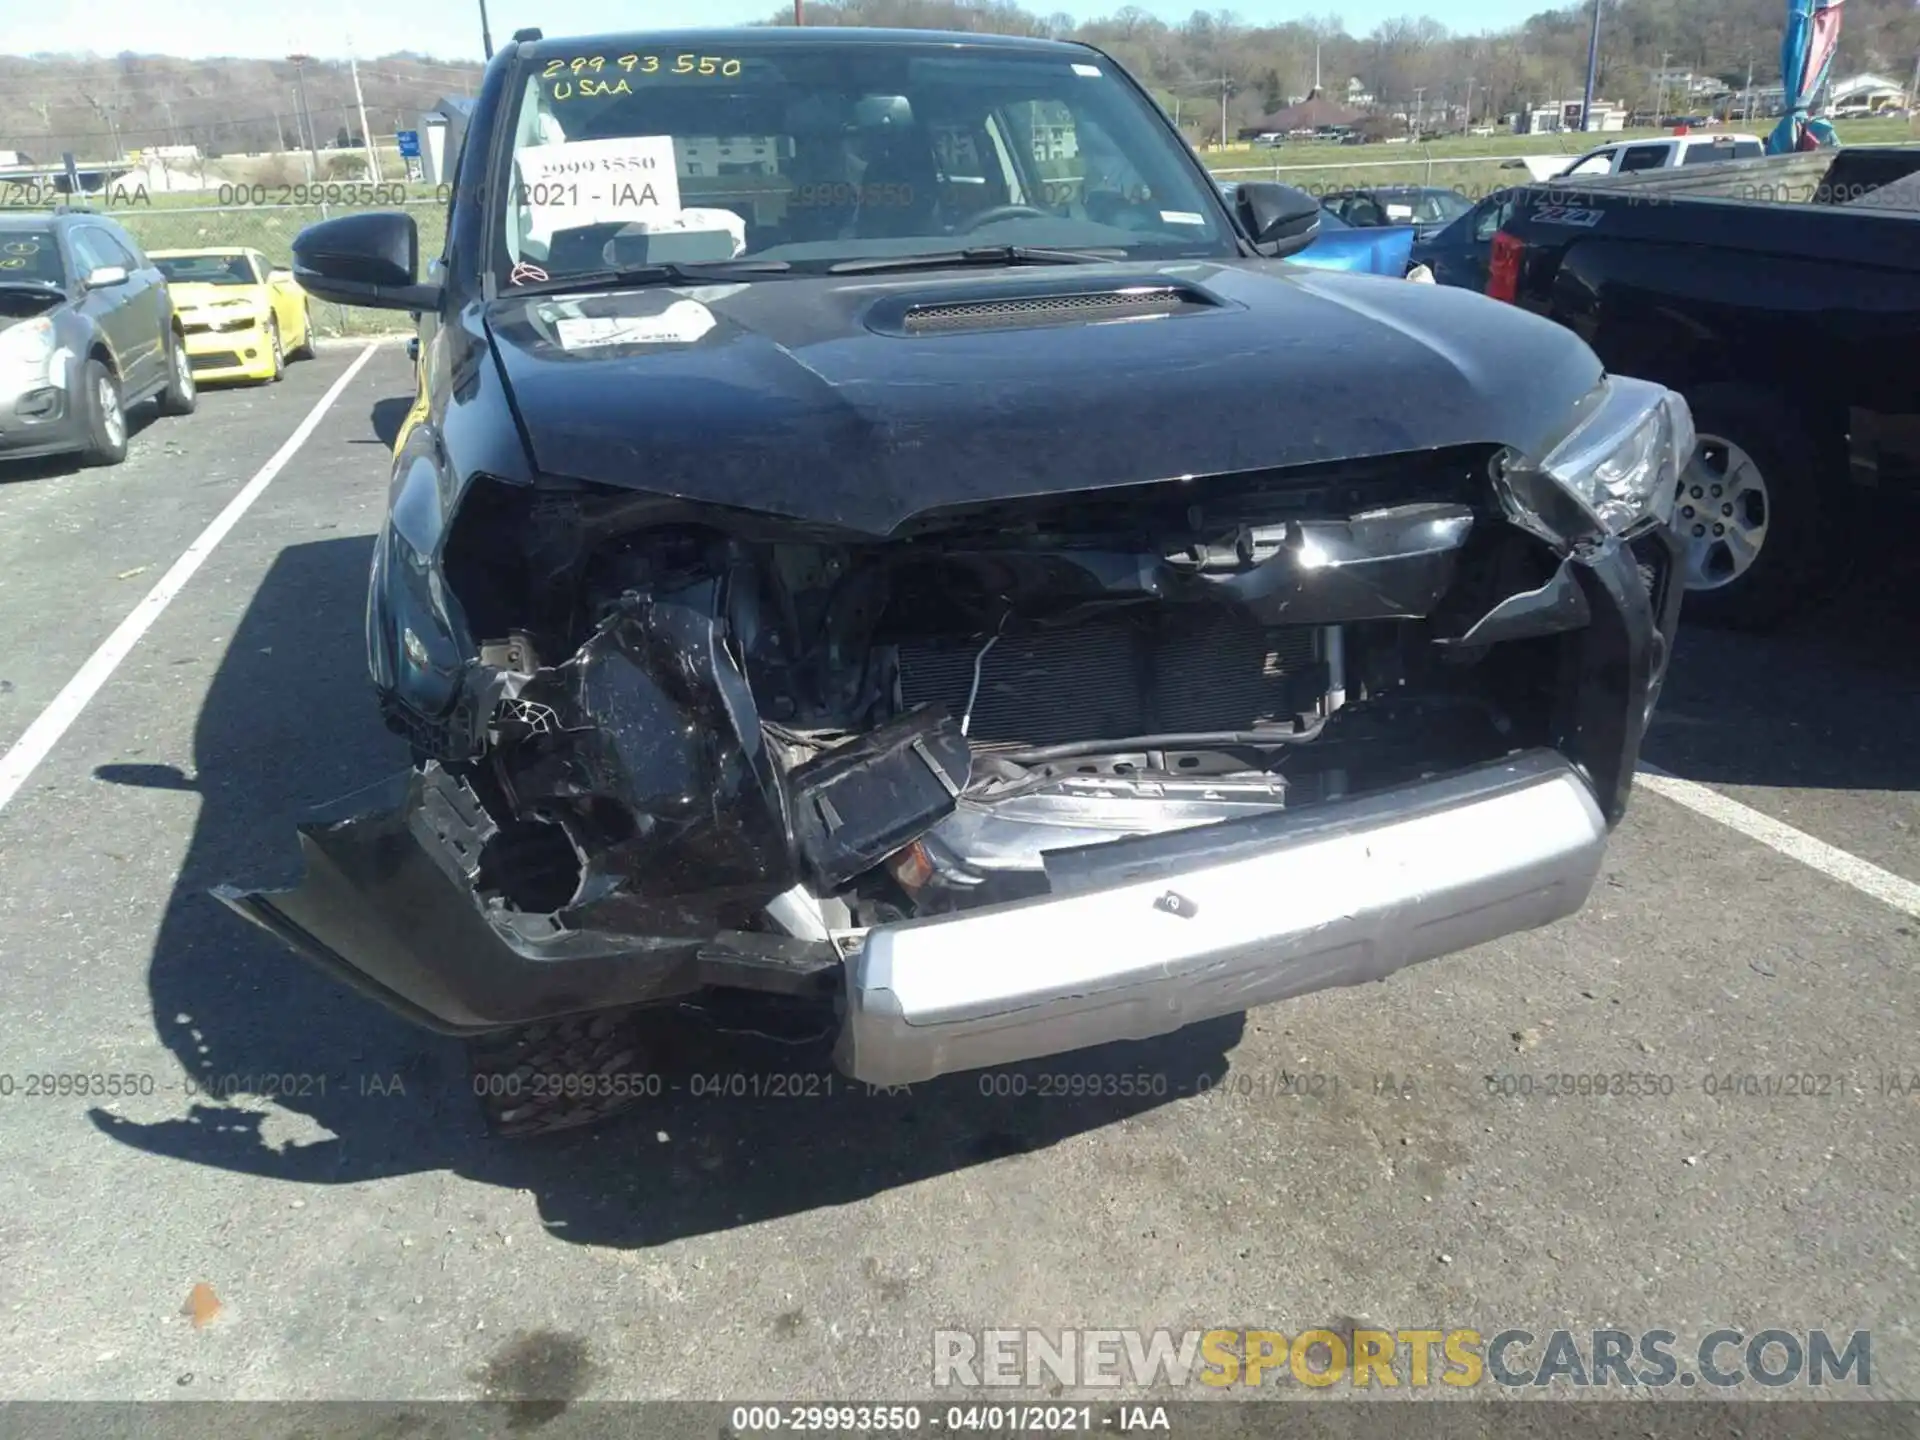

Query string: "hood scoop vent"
[877, 283, 1219, 337]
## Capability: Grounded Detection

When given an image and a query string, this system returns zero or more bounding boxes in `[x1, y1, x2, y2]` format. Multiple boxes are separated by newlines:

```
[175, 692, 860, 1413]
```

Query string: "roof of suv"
[522, 27, 1095, 59]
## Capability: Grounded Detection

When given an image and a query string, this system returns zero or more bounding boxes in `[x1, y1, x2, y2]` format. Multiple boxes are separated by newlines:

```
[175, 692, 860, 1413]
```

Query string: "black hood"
[485, 260, 1601, 539]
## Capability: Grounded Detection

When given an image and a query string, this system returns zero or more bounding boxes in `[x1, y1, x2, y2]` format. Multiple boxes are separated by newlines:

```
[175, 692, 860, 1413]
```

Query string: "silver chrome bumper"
[833, 750, 1607, 1086]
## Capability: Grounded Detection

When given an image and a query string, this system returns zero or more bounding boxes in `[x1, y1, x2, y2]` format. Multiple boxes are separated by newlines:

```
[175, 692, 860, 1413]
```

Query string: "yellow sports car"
[151, 247, 315, 384]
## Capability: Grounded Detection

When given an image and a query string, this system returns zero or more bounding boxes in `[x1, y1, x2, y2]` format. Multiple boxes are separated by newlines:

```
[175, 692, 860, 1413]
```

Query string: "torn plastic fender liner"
[218, 602, 974, 1033]
[214, 767, 712, 1035]
[1200, 502, 1474, 624]
[1433, 557, 1593, 648]
[500, 600, 797, 906]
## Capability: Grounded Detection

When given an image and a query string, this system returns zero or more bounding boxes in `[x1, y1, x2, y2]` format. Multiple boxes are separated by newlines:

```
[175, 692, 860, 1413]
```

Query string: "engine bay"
[406, 449, 1613, 940]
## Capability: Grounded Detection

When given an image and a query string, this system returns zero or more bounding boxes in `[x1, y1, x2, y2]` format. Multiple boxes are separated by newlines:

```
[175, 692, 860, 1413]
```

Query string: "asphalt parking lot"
[0, 340, 1916, 1406]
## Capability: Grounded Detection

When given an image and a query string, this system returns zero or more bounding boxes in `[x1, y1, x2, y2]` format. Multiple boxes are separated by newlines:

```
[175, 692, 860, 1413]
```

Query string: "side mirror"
[1234, 182, 1322, 258]
[291, 210, 440, 311]
[84, 264, 129, 289]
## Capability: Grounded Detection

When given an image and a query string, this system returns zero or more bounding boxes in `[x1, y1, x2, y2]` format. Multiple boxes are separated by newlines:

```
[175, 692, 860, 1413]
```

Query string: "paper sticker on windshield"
[1384, 203, 1414, 220]
[554, 300, 717, 349]
[1071, 63, 1102, 77]
[1160, 210, 1205, 225]
[514, 135, 682, 245]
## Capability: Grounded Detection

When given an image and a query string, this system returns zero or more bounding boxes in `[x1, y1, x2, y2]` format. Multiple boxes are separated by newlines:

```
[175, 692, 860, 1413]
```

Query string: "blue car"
[1218, 181, 1426, 279]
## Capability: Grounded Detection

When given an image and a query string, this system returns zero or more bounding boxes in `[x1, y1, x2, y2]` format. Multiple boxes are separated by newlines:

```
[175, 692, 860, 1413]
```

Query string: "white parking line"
[1637, 762, 1920, 921]
[0, 342, 380, 817]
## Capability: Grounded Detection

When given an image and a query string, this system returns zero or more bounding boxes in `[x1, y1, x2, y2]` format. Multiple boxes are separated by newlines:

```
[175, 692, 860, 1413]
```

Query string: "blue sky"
[3, 0, 1549, 63]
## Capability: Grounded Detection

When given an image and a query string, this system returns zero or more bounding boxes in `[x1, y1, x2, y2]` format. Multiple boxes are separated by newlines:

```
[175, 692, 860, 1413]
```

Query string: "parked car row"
[0, 209, 313, 470]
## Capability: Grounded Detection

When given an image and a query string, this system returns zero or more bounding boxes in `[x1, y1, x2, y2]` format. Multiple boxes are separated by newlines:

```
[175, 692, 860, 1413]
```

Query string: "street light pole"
[288, 54, 322, 180]
[1580, 0, 1602, 131]
[479, 0, 494, 59]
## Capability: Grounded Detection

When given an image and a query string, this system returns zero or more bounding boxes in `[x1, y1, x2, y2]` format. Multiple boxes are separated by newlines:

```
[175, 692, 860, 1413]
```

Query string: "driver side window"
[1563, 150, 1616, 177]
[70, 229, 124, 275]
[1473, 197, 1513, 241]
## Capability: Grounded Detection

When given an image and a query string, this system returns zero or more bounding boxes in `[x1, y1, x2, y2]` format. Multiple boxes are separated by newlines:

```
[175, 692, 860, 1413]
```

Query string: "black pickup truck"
[1489, 147, 1920, 628]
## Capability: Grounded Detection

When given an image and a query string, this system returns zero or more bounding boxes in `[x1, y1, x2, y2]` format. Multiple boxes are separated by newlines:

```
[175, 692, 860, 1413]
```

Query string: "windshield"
[154, 254, 257, 285]
[0, 230, 66, 286]
[495, 40, 1234, 285]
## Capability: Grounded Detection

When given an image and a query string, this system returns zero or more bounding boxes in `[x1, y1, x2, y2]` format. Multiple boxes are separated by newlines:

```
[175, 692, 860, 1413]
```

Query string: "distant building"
[1238, 92, 1365, 140]
[1822, 73, 1909, 114]
[674, 136, 784, 177]
[1345, 77, 1375, 108]
[1514, 99, 1627, 134]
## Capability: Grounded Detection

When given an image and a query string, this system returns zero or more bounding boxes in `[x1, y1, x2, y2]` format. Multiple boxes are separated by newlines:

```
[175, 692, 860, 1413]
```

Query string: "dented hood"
[485, 260, 1601, 538]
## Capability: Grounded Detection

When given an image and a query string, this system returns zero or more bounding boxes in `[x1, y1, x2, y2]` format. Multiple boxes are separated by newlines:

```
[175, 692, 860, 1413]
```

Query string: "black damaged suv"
[228, 28, 1691, 1135]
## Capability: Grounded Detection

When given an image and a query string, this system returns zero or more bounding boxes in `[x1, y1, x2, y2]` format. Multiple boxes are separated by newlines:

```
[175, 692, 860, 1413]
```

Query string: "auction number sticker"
[512, 134, 681, 243]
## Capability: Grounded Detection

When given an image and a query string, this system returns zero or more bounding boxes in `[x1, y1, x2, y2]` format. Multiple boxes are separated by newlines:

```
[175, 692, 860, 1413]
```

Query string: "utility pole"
[274, 108, 288, 153]
[288, 55, 321, 179]
[82, 94, 123, 162]
[1580, 0, 1602, 131]
[479, 0, 494, 58]
[1464, 76, 1474, 132]
[1313, 41, 1322, 95]
[1220, 74, 1231, 148]
[1413, 85, 1426, 137]
[349, 51, 381, 182]
[1743, 57, 1755, 123]
[1654, 50, 1669, 123]
[794, 0, 803, 22]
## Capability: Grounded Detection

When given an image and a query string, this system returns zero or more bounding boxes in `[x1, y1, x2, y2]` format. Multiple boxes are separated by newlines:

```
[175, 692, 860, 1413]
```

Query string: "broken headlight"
[1495, 375, 1695, 546]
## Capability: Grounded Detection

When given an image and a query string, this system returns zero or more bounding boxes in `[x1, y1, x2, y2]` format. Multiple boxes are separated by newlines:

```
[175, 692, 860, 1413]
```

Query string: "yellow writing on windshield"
[541, 54, 743, 100]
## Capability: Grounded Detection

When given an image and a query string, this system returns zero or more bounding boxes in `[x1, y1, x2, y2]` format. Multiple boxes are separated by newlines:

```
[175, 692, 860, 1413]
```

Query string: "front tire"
[158, 329, 197, 416]
[264, 317, 285, 383]
[466, 1013, 652, 1139]
[1674, 384, 1830, 632]
[79, 359, 128, 467]
[287, 303, 316, 360]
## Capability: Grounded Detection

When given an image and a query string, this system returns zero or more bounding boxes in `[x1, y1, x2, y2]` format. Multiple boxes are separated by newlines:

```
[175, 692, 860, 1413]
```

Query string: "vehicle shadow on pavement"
[1643, 535, 1920, 794]
[88, 533, 1241, 1247]
[368, 396, 412, 448]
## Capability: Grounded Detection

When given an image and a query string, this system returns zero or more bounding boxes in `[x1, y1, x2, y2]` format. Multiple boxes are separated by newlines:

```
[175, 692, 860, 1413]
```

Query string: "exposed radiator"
[895, 609, 1321, 748]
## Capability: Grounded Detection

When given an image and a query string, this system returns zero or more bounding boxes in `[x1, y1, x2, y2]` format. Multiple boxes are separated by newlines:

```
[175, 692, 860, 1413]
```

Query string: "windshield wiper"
[826, 245, 1120, 275]
[506, 259, 792, 297]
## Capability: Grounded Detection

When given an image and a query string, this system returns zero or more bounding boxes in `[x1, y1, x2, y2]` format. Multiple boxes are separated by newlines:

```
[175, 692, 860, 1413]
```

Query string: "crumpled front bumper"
[218, 748, 1607, 1084]
[834, 749, 1606, 1086]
